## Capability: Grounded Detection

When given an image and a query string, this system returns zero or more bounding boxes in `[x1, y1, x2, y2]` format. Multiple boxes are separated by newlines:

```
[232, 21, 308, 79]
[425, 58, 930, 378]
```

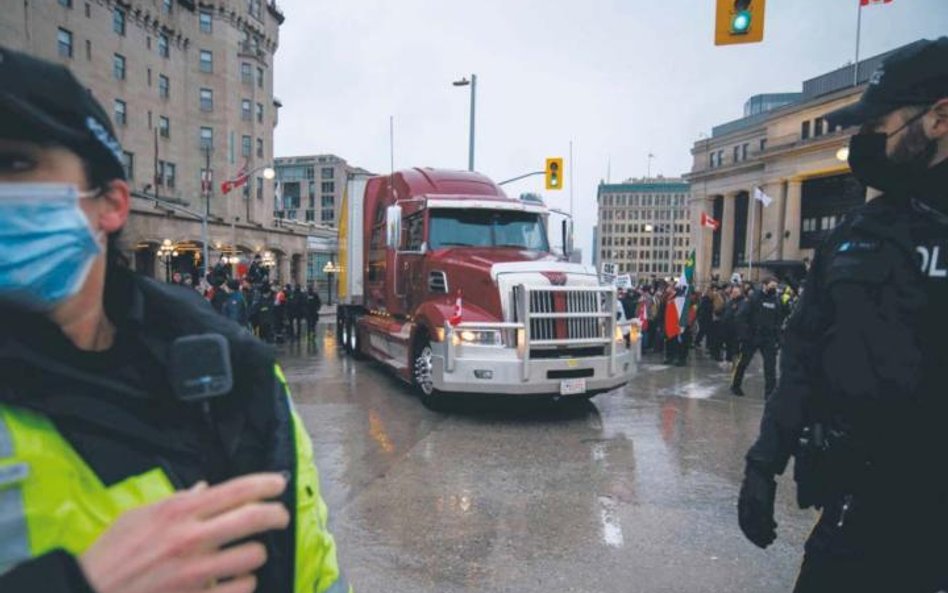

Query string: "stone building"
[1, 0, 327, 284]
[596, 178, 691, 282]
[686, 41, 924, 285]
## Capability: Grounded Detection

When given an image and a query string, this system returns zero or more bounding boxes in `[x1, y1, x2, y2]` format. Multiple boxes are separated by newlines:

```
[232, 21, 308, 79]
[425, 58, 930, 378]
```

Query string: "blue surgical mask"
[0, 183, 103, 311]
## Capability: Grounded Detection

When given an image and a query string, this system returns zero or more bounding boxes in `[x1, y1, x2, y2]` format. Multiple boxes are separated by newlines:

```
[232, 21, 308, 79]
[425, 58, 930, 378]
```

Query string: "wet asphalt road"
[279, 328, 816, 593]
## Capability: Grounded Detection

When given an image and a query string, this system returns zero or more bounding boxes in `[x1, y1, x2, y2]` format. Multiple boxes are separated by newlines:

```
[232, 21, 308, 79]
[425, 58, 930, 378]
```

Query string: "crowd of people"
[170, 253, 325, 344]
[618, 276, 800, 397]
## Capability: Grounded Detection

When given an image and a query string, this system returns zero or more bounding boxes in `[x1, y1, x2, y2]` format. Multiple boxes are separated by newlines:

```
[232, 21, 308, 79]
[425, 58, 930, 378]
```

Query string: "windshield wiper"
[437, 242, 475, 247]
[493, 244, 528, 249]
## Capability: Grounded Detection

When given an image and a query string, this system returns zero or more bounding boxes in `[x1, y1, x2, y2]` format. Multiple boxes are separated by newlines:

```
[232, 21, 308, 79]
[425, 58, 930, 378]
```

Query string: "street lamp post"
[322, 260, 340, 305]
[157, 239, 178, 283]
[452, 74, 477, 171]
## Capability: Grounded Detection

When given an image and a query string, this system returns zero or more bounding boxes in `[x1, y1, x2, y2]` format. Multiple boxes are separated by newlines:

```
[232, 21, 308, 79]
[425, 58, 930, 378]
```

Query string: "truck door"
[396, 212, 426, 313]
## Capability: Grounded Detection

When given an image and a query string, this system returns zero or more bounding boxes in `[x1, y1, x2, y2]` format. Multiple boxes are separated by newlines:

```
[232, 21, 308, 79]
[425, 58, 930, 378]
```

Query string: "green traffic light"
[731, 10, 751, 34]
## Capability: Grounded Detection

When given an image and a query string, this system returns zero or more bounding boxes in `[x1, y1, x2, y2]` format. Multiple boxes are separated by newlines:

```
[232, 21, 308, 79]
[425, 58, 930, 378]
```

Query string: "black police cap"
[827, 37, 948, 129]
[0, 45, 126, 182]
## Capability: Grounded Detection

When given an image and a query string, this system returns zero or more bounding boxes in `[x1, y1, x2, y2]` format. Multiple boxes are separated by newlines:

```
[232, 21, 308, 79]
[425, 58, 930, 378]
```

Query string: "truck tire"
[347, 313, 366, 360]
[338, 309, 351, 353]
[412, 335, 444, 410]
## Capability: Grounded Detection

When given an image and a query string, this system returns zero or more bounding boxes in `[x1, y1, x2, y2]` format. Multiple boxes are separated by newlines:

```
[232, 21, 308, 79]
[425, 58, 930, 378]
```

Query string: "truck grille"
[514, 287, 603, 342]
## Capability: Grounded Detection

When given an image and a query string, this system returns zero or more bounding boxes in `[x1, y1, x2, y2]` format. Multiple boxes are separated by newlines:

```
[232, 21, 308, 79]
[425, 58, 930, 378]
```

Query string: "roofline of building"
[598, 182, 690, 194]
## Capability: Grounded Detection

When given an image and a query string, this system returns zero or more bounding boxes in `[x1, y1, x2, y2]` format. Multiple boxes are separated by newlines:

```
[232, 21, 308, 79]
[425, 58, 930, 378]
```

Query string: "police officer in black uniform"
[737, 38, 948, 593]
[730, 276, 783, 397]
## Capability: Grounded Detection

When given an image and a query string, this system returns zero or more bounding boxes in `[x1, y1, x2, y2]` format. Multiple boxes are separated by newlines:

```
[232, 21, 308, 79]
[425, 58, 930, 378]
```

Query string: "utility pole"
[452, 74, 477, 171]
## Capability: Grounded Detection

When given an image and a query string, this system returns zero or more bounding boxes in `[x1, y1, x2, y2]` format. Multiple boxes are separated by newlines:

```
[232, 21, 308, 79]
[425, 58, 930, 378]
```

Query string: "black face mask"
[848, 112, 937, 194]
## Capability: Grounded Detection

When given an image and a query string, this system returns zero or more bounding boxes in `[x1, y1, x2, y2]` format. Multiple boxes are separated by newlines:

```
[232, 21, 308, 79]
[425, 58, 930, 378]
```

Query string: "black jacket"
[736, 289, 783, 343]
[746, 161, 948, 508]
[0, 268, 299, 592]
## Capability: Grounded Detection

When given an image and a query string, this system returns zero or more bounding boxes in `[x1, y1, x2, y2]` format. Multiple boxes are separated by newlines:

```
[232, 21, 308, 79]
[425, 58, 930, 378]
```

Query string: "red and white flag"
[220, 162, 249, 195]
[859, 0, 892, 6]
[700, 212, 720, 231]
[449, 289, 463, 326]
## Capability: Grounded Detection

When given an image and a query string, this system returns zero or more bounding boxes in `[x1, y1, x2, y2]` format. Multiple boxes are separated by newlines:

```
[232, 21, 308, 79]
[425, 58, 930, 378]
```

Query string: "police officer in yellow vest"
[0, 47, 351, 593]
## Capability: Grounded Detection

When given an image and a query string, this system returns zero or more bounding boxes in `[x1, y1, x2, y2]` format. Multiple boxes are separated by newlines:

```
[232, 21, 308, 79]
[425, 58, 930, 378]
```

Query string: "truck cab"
[337, 168, 638, 405]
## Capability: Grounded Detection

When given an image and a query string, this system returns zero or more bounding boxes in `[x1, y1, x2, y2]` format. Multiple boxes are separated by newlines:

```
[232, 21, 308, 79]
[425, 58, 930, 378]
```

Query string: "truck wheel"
[339, 310, 351, 353]
[348, 314, 365, 360]
[412, 339, 443, 410]
[336, 309, 345, 346]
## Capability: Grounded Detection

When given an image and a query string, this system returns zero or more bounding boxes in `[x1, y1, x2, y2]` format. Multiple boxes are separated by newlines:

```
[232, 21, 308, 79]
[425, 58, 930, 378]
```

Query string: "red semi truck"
[335, 168, 638, 406]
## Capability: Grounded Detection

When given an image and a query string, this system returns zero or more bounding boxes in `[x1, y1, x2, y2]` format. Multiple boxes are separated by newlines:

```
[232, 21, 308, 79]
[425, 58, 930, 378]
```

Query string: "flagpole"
[854, 0, 862, 86]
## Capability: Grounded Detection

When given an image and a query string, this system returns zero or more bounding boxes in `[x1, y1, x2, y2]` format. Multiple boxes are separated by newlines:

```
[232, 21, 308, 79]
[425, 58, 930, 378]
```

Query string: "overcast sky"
[273, 0, 948, 262]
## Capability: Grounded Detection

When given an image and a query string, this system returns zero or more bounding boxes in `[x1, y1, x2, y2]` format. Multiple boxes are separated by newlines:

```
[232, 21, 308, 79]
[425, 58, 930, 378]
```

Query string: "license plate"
[560, 378, 587, 396]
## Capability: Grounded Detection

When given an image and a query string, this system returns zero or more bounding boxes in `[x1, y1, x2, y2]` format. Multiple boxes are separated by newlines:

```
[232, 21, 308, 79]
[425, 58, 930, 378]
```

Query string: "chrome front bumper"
[430, 285, 640, 396]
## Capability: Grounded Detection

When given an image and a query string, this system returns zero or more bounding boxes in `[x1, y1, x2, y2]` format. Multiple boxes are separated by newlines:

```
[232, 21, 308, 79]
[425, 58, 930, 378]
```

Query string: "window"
[113, 8, 125, 35]
[241, 62, 252, 84]
[113, 54, 126, 80]
[159, 116, 170, 138]
[321, 209, 334, 224]
[162, 0, 172, 14]
[256, 177, 263, 201]
[814, 117, 825, 138]
[321, 182, 334, 193]
[716, 150, 723, 166]
[199, 50, 213, 73]
[158, 34, 169, 58]
[248, 0, 261, 19]
[121, 151, 134, 180]
[85, 40, 91, 60]
[255, 103, 263, 123]
[321, 167, 334, 179]
[305, 210, 315, 222]
[256, 67, 264, 89]
[733, 146, 740, 163]
[199, 10, 213, 33]
[801, 120, 811, 140]
[256, 138, 263, 158]
[57, 28, 73, 58]
[158, 74, 169, 99]
[200, 88, 213, 112]
[741, 143, 749, 161]
[165, 162, 176, 188]
[113, 99, 127, 126]
[200, 127, 213, 149]
[59, 0, 72, 6]
[241, 135, 251, 157]
[760, 138, 767, 152]
[241, 99, 251, 120]
[84, 2, 90, 16]
[709, 153, 716, 169]
[321, 195, 334, 209]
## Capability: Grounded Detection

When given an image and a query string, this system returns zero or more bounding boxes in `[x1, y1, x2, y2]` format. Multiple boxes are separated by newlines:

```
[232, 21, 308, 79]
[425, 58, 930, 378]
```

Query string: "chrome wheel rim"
[414, 345, 434, 396]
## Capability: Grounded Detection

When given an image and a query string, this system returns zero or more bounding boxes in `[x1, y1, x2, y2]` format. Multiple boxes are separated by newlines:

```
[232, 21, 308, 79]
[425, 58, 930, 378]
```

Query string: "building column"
[278, 254, 291, 286]
[775, 180, 789, 260]
[749, 182, 781, 280]
[783, 180, 803, 261]
[720, 193, 737, 279]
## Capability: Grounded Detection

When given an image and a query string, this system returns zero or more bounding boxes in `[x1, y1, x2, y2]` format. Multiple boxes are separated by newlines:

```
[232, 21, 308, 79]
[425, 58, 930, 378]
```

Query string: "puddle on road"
[598, 496, 625, 548]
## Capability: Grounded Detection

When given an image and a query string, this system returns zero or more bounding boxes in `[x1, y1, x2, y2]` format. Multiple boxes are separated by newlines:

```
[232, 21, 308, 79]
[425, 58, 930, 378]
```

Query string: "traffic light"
[715, 0, 765, 46]
[545, 157, 563, 191]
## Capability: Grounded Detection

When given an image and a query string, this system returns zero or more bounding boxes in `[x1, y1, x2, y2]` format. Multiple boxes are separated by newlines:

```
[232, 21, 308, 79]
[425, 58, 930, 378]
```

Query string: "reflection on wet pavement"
[279, 326, 815, 592]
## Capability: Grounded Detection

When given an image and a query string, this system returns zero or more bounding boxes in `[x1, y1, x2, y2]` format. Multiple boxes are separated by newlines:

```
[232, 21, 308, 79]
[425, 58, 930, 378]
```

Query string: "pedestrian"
[708, 284, 726, 361]
[729, 276, 783, 397]
[738, 38, 948, 592]
[0, 47, 350, 592]
[694, 286, 713, 349]
[306, 283, 323, 341]
[171, 270, 183, 285]
[251, 283, 276, 343]
[721, 283, 744, 369]
[273, 283, 287, 342]
[221, 278, 250, 329]
[290, 284, 306, 341]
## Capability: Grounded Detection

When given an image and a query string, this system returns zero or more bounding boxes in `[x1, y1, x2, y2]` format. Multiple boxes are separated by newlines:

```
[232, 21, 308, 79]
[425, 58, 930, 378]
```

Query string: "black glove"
[738, 461, 777, 548]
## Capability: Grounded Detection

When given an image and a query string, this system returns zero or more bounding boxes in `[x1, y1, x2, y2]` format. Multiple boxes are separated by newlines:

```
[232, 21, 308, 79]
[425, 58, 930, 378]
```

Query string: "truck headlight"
[457, 329, 502, 346]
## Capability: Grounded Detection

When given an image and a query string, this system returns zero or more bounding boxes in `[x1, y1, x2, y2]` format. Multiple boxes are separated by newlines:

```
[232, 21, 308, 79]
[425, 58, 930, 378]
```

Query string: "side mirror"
[561, 219, 574, 258]
[386, 205, 402, 250]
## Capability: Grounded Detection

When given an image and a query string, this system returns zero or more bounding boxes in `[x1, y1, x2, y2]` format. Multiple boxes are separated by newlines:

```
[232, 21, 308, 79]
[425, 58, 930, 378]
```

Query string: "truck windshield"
[428, 209, 550, 251]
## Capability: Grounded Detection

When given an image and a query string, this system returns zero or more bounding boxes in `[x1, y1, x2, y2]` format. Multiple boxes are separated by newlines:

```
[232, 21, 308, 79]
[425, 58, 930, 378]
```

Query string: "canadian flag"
[220, 162, 249, 195]
[449, 289, 463, 326]
[860, 0, 892, 5]
[701, 212, 721, 231]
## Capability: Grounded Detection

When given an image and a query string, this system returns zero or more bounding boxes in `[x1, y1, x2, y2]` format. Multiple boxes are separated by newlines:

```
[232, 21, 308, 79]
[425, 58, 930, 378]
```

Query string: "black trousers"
[730, 338, 777, 395]
[306, 315, 319, 337]
[794, 502, 947, 593]
[708, 320, 723, 361]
